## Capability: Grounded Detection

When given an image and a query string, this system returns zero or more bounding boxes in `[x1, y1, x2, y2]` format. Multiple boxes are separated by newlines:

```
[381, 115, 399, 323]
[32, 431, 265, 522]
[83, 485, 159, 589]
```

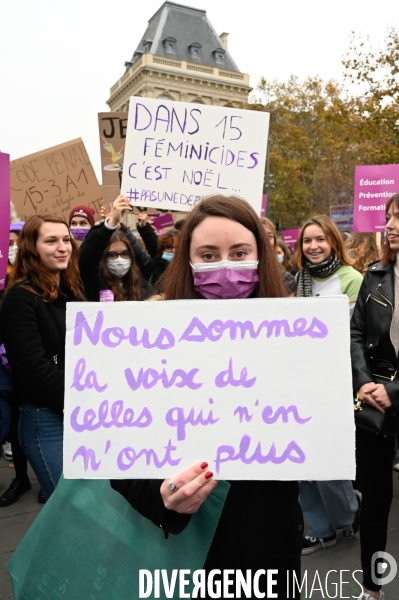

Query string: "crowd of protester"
[1, 193, 398, 600]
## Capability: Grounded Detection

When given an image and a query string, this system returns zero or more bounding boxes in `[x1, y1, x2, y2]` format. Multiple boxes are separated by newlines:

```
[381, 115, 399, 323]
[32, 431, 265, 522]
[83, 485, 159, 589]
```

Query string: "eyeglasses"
[106, 251, 131, 260]
[164, 246, 176, 252]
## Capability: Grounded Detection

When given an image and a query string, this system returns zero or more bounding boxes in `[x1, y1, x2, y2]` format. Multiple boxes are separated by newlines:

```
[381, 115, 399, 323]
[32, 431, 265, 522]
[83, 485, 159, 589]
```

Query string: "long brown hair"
[381, 193, 399, 266]
[161, 195, 287, 300]
[294, 214, 353, 270]
[7, 214, 85, 302]
[99, 229, 142, 301]
[346, 233, 380, 274]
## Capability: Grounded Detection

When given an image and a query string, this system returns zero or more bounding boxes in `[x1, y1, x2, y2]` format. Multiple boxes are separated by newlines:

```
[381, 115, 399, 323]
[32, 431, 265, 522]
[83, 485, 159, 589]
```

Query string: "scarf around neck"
[296, 254, 342, 297]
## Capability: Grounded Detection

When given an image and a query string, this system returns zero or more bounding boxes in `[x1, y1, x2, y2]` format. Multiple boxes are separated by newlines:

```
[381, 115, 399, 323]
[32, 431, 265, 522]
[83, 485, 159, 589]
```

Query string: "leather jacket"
[350, 260, 399, 415]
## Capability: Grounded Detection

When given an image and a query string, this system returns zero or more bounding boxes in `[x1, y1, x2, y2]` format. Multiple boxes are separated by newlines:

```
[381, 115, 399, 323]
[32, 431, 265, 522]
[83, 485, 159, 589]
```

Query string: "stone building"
[106, 1, 251, 110]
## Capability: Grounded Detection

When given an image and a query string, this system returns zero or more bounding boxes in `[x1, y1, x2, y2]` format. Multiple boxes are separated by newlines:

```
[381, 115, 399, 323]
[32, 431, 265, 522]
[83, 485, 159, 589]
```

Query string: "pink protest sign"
[150, 213, 175, 232]
[0, 153, 10, 291]
[282, 228, 300, 250]
[353, 164, 399, 232]
[260, 194, 267, 217]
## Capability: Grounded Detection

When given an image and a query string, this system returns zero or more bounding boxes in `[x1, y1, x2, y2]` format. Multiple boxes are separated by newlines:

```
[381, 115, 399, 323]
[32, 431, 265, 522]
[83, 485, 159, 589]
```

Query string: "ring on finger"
[169, 482, 177, 492]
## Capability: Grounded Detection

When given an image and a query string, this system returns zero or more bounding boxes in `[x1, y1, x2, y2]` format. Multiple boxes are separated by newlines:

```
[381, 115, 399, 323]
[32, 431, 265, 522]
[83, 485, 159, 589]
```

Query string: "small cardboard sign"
[0, 153, 10, 291]
[121, 98, 269, 214]
[64, 297, 355, 481]
[353, 164, 399, 232]
[10, 139, 103, 222]
[98, 112, 128, 206]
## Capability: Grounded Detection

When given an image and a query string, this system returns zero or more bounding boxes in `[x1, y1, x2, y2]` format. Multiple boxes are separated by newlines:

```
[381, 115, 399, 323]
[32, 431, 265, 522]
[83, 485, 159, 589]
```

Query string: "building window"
[213, 48, 225, 64]
[163, 37, 177, 54]
[143, 39, 153, 53]
[189, 43, 202, 60]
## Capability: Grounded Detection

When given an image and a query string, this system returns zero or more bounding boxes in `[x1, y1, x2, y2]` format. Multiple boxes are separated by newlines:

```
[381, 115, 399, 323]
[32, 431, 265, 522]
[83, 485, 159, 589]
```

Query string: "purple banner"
[0, 153, 10, 291]
[353, 164, 399, 232]
[150, 213, 175, 232]
[260, 194, 267, 217]
[282, 228, 301, 250]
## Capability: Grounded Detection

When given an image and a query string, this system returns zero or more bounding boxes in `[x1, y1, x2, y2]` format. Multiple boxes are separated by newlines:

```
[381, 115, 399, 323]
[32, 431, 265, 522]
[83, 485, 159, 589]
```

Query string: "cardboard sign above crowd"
[98, 112, 128, 206]
[10, 139, 103, 222]
[64, 297, 355, 481]
[120, 98, 270, 214]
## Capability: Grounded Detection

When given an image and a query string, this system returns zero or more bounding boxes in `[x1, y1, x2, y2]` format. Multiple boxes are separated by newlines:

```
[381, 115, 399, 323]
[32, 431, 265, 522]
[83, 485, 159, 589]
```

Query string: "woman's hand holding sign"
[161, 462, 218, 514]
[107, 195, 133, 228]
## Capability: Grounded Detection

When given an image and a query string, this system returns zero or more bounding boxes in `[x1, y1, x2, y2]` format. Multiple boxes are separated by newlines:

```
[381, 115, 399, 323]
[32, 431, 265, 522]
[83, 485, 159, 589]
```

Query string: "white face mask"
[277, 254, 284, 264]
[106, 257, 131, 278]
[8, 245, 18, 265]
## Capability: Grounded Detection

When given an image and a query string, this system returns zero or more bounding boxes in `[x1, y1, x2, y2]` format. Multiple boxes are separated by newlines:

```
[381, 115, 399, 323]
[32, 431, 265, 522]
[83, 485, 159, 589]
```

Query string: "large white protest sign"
[120, 98, 269, 214]
[64, 297, 355, 480]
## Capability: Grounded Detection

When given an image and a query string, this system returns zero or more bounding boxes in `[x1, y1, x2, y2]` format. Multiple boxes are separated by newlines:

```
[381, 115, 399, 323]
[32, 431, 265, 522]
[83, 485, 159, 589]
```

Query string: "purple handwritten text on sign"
[165, 406, 219, 441]
[121, 98, 270, 213]
[64, 298, 355, 480]
[179, 316, 328, 342]
[70, 400, 153, 432]
[73, 310, 175, 349]
[117, 439, 182, 471]
[215, 436, 306, 474]
[353, 164, 399, 232]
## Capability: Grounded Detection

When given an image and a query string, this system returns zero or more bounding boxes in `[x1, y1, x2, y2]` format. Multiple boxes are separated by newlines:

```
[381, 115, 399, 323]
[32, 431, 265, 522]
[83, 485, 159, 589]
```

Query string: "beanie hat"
[69, 205, 95, 227]
[10, 221, 25, 232]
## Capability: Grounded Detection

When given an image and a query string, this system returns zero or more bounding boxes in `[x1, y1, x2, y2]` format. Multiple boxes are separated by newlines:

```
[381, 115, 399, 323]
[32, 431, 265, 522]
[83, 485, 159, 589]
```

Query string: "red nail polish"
[205, 471, 213, 480]
[201, 462, 208, 469]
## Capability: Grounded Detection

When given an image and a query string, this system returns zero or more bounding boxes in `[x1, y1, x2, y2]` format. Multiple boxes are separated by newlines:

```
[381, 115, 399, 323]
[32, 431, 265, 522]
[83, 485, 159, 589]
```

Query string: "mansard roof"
[126, 2, 240, 73]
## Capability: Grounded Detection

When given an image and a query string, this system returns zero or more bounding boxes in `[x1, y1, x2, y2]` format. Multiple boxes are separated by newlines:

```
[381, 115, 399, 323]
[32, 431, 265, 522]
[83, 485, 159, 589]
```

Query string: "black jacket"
[351, 261, 399, 416]
[79, 223, 153, 301]
[0, 282, 79, 414]
[137, 222, 158, 258]
[280, 267, 297, 295]
[137, 223, 170, 286]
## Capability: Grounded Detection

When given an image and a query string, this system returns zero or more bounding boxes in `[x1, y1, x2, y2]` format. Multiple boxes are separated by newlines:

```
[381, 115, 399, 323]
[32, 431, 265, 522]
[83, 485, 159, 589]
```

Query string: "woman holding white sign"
[112, 195, 303, 599]
[294, 215, 362, 555]
[351, 193, 399, 600]
[0, 215, 85, 500]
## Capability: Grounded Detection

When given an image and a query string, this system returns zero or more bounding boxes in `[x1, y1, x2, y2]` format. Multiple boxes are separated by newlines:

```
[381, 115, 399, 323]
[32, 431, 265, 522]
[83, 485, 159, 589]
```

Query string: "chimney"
[219, 32, 229, 49]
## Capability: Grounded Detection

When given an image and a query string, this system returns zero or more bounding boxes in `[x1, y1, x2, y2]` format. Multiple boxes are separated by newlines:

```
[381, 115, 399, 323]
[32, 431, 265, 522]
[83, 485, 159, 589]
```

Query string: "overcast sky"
[1, 0, 398, 179]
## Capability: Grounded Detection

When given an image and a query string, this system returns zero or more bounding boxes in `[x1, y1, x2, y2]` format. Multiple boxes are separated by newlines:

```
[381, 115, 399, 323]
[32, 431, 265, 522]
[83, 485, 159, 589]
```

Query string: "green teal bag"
[8, 476, 229, 600]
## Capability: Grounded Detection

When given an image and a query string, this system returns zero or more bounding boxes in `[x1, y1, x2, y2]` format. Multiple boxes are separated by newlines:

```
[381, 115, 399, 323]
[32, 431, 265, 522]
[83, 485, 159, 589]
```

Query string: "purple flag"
[353, 164, 399, 232]
[0, 153, 10, 291]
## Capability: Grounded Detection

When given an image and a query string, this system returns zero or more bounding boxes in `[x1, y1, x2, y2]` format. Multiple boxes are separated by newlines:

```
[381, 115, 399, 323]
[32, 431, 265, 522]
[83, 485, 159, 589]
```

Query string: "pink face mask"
[191, 260, 259, 299]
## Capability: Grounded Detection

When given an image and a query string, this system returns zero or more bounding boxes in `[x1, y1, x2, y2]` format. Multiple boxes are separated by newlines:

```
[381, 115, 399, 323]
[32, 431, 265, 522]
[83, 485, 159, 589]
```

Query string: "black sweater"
[0, 282, 80, 414]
